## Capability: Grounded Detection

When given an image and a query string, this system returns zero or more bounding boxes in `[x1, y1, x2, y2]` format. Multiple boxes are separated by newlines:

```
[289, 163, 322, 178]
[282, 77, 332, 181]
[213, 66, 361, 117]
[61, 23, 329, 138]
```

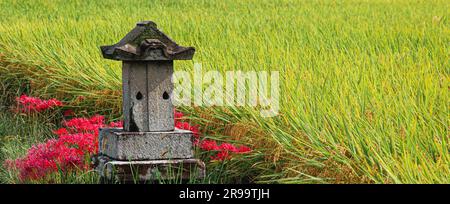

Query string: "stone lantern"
[96, 21, 204, 183]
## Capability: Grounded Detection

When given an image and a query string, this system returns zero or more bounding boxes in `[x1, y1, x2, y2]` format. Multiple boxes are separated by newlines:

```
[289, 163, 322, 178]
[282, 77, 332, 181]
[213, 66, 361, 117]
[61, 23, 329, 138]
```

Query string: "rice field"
[0, 0, 449, 183]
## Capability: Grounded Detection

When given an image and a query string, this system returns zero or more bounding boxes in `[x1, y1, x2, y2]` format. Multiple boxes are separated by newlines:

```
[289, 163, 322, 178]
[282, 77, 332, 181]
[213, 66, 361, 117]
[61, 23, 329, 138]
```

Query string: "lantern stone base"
[96, 128, 204, 183]
[96, 156, 205, 183]
[99, 128, 194, 160]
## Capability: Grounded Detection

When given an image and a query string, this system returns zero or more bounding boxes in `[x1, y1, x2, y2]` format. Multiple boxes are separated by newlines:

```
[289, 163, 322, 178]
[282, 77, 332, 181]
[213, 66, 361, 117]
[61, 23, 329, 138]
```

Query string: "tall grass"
[0, 0, 448, 183]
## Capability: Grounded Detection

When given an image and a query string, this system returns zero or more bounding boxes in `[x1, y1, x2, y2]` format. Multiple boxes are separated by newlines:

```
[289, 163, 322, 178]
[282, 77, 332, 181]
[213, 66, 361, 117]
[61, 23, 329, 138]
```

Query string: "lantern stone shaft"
[100, 21, 195, 132]
[122, 61, 174, 132]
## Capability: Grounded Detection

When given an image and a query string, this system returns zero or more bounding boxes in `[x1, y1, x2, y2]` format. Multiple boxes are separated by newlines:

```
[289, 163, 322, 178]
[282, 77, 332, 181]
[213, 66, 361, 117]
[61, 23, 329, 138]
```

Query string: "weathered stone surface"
[96, 156, 205, 183]
[122, 61, 174, 132]
[99, 128, 193, 160]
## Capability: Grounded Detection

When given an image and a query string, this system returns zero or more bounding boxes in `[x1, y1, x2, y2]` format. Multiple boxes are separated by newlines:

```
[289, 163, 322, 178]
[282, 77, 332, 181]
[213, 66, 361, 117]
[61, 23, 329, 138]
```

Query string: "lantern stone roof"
[100, 21, 195, 61]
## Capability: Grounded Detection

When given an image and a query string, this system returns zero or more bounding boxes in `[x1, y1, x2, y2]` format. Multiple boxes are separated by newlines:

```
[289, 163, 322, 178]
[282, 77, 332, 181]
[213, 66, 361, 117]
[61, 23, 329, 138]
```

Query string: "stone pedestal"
[96, 128, 205, 183]
[96, 157, 205, 183]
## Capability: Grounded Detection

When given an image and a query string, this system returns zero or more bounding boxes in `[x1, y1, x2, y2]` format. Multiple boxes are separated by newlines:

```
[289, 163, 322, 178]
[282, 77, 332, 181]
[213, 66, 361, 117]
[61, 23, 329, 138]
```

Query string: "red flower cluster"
[174, 110, 200, 143]
[16, 95, 62, 113]
[174, 111, 251, 161]
[4, 115, 122, 181]
[199, 140, 251, 161]
[59, 115, 109, 136]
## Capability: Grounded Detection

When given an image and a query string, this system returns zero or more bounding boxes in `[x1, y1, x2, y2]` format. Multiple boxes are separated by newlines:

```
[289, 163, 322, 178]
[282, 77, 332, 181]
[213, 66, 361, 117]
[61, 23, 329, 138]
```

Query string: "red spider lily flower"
[108, 121, 123, 128]
[189, 125, 200, 138]
[211, 150, 230, 161]
[218, 143, 238, 152]
[175, 121, 192, 130]
[63, 115, 105, 132]
[200, 140, 219, 151]
[201, 140, 252, 161]
[236, 145, 252, 153]
[16, 95, 63, 113]
[174, 111, 184, 120]
[53, 128, 69, 136]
